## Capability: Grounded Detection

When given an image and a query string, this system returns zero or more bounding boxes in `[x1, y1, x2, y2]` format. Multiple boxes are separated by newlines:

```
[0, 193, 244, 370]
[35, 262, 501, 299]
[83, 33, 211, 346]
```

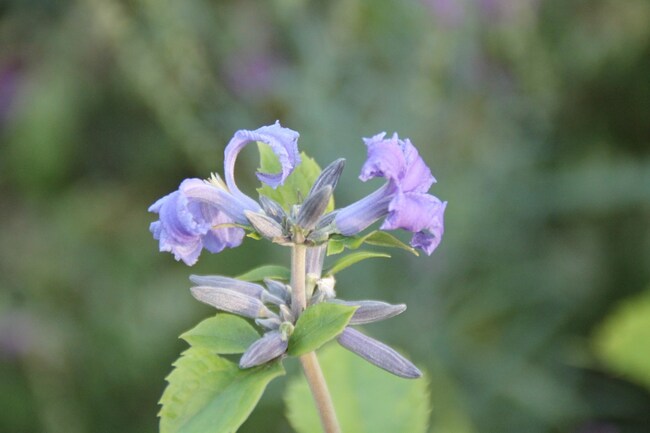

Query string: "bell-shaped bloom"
[334, 132, 446, 255]
[148, 190, 244, 266]
[149, 122, 300, 264]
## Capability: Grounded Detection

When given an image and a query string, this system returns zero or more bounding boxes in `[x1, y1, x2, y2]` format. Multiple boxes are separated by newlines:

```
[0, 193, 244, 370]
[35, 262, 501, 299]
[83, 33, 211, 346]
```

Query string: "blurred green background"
[1, 0, 649, 432]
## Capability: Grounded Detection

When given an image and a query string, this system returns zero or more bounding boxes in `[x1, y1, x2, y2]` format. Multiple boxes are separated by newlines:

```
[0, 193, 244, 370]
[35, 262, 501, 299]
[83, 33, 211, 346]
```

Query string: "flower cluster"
[149, 122, 446, 377]
[149, 123, 445, 264]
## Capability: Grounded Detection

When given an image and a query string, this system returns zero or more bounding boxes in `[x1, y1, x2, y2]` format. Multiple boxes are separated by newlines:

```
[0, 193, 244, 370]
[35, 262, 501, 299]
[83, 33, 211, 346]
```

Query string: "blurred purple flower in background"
[0, 61, 22, 128]
[335, 133, 446, 255]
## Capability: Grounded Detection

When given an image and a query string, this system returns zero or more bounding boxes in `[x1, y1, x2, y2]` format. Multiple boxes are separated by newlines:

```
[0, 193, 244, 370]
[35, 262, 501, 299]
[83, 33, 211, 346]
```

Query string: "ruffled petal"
[360, 133, 406, 182]
[399, 138, 435, 193]
[180, 178, 257, 225]
[380, 192, 443, 233]
[409, 201, 446, 255]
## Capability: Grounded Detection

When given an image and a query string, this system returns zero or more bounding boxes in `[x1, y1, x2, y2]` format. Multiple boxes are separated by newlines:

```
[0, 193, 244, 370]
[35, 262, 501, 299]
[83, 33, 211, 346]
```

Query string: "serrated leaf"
[159, 347, 284, 433]
[180, 314, 260, 354]
[288, 303, 357, 356]
[257, 143, 334, 212]
[327, 231, 418, 256]
[594, 289, 650, 390]
[324, 251, 391, 276]
[285, 344, 430, 433]
[237, 265, 290, 282]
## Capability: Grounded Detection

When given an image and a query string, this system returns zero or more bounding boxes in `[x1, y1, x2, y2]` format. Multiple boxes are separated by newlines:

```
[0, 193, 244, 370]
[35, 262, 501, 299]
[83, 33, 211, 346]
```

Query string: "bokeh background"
[1, 0, 650, 432]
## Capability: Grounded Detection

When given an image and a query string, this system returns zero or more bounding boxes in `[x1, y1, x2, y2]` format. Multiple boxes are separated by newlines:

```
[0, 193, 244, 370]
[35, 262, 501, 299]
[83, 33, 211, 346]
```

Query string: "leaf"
[324, 251, 391, 276]
[257, 144, 334, 211]
[237, 265, 290, 282]
[288, 303, 357, 356]
[327, 231, 418, 256]
[180, 314, 260, 354]
[285, 344, 430, 433]
[594, 289, 650, 390]
[159, 347, 285, 433]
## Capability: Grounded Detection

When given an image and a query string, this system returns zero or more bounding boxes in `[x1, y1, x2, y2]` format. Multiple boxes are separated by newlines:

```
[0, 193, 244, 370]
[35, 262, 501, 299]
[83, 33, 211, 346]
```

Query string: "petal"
[180, 178, 256, 225]
[381, 192, 443, 233]
[360, 132, 406, 182]
[410, 201, 446, 255]
[399, 138, 435, 193]
[224, 121, 300, 196]
[337, 327, 421, 379]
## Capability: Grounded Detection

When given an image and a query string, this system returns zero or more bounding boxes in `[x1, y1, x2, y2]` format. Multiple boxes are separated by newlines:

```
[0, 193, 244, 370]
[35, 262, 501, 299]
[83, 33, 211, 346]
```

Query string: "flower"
[334, 132, 446, 255]
[149, 122, 300, 264]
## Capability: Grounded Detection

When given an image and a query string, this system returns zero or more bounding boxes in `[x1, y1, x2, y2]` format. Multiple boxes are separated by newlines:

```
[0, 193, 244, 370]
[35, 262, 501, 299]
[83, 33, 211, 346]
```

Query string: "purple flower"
[149, 190, 244, 266]
[334, 133, 446, 255]
[149, 122, 300, 265]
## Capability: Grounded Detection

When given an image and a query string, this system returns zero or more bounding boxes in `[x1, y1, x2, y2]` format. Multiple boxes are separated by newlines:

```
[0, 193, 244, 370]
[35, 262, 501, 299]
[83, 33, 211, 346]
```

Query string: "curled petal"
[337, 327, 421, 379]
[224, 122, 300, 200]
[330, 300, 406, 325]
[239, 331, 288, 368]
[190, 286, 272, 319]
[189, 275, 265, 298]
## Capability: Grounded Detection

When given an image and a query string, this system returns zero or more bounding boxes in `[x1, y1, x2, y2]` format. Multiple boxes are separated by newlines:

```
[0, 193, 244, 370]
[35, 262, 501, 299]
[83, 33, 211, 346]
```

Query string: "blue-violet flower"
[334, 132, 446, 255]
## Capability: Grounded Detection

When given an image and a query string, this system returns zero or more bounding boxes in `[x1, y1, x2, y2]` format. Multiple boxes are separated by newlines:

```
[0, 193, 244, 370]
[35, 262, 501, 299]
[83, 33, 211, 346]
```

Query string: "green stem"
[291, 243, 341, 433]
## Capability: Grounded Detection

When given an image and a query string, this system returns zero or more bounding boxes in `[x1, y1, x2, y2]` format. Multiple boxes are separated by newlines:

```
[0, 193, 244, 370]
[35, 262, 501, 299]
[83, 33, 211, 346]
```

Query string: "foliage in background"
[1, 0, 649, 432]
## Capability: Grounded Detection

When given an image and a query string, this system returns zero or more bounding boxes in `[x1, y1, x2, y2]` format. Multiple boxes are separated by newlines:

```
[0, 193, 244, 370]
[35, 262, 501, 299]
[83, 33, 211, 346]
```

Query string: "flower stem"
[291, 243, 341, 433]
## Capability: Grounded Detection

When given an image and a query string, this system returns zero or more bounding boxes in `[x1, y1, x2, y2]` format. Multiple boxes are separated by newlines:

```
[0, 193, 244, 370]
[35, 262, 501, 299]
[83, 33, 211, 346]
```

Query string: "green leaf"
[594, 289, 650, 390]
[257, 143, 334, 211]
[288, 303, 357, 357]
[324, 251, 391, 276]
[237, 265, 290, 282]
[159, 347, 285, 433]
[180, 314, 260, 354]
[327, 231, 418, 256]
[285, 344, 430, 433]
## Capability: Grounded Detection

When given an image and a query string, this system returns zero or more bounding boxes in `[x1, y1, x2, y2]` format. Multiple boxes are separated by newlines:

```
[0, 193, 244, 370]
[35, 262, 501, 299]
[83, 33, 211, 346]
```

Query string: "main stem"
[291, 243, 341, 433]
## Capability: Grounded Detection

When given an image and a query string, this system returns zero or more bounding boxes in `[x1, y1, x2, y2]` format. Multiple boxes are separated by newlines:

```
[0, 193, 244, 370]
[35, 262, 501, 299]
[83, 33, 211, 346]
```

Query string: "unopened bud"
[190, 286, 272, 319]
[330, 300, 406, 325]
[189, 275, 264, 298]
[245, 211, 287, 241]
[239, 331, 288, 368]
[296, 186, 333, 231]
[337, 327, 421, 379]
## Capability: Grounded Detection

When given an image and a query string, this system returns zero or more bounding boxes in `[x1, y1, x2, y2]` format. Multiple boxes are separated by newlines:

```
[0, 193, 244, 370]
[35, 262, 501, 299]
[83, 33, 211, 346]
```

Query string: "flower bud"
[239, 331, 288, 368]
[264, 278, 291, 303]
[190, 286, 272, 319]
[259, 196, 287, 223]
[189, 275, 265, 298]
[329, 300, 405, 325]
[337, 327, 421, 378]
[296, 186, 333, 231]
[309, 159, 345, 196]
[244, 210, 287, 241]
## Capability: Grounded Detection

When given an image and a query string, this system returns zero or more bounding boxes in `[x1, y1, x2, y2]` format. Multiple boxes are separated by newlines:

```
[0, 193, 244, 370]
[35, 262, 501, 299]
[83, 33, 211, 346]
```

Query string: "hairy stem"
[291, 243, 341, 433]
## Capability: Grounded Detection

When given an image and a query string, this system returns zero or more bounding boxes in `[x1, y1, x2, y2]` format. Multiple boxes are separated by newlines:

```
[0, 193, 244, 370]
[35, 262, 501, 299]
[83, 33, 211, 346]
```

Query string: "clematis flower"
[149, 121, 300, 265]
[334, 132, 446, 255]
